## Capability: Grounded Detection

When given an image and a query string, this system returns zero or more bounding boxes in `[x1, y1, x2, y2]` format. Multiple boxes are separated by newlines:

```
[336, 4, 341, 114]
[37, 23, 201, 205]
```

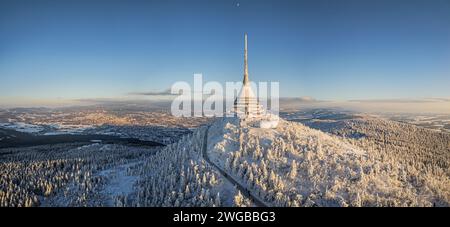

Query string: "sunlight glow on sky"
[1, 0, 450, 105]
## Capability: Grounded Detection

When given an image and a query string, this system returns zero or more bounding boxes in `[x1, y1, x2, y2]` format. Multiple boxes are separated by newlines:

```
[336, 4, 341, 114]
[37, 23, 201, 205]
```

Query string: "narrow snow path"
[202, 125, 268, 207]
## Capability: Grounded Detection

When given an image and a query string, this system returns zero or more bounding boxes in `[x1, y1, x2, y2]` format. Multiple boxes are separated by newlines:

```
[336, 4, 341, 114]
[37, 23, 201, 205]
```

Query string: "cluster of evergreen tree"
[0, 143, 155, 207]
[210, 118, 449, 207]
[127, 128, 231, 207]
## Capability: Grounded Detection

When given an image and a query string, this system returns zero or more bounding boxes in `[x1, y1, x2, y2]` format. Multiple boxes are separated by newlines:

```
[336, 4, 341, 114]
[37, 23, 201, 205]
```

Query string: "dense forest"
[0, 116, 448, 207]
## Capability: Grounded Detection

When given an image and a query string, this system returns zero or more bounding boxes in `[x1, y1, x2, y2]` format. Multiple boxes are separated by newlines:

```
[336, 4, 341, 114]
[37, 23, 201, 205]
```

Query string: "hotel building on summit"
[234, 34, 279, 128]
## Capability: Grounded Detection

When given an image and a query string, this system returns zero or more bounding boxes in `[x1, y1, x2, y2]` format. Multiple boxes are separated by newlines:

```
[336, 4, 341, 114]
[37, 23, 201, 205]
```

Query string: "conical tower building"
[234, 34, 264, 119]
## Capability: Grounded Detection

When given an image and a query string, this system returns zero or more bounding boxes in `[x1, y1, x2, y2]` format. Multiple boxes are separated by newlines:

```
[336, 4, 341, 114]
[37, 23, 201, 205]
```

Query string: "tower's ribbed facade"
[234, 34, 263, 119]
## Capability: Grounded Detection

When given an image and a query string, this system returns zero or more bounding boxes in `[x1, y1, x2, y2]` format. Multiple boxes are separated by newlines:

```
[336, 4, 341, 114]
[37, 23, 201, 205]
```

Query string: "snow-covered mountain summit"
[125, 115, 449, 207]
[204, 117, 449, 206]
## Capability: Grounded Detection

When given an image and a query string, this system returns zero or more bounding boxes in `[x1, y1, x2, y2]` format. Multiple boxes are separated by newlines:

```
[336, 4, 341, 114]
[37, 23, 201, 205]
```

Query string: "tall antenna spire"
[243, 33, 249, 85]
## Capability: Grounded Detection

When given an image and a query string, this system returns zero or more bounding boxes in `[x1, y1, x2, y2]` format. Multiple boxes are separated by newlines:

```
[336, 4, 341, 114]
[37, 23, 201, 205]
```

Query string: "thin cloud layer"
[128, 89, 174, 96]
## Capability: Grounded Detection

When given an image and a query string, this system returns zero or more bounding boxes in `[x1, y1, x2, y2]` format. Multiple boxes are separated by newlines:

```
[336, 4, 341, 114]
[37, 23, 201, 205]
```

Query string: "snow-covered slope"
[207, 117, 449, 207]
[303, 115, 450, 171]
[126, 128, 244, 207]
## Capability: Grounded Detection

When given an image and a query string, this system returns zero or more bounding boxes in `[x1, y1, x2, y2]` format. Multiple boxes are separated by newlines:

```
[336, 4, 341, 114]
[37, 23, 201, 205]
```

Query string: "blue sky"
[1, 0, 449, 103]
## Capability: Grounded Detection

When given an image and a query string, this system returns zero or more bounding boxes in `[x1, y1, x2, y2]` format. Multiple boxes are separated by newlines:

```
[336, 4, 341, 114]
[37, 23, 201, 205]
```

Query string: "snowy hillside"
[302, 115, 450, 171]
[207, 117, 449, 207]
[1, 114, 447, 207]
[125, 128, 246, 207]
